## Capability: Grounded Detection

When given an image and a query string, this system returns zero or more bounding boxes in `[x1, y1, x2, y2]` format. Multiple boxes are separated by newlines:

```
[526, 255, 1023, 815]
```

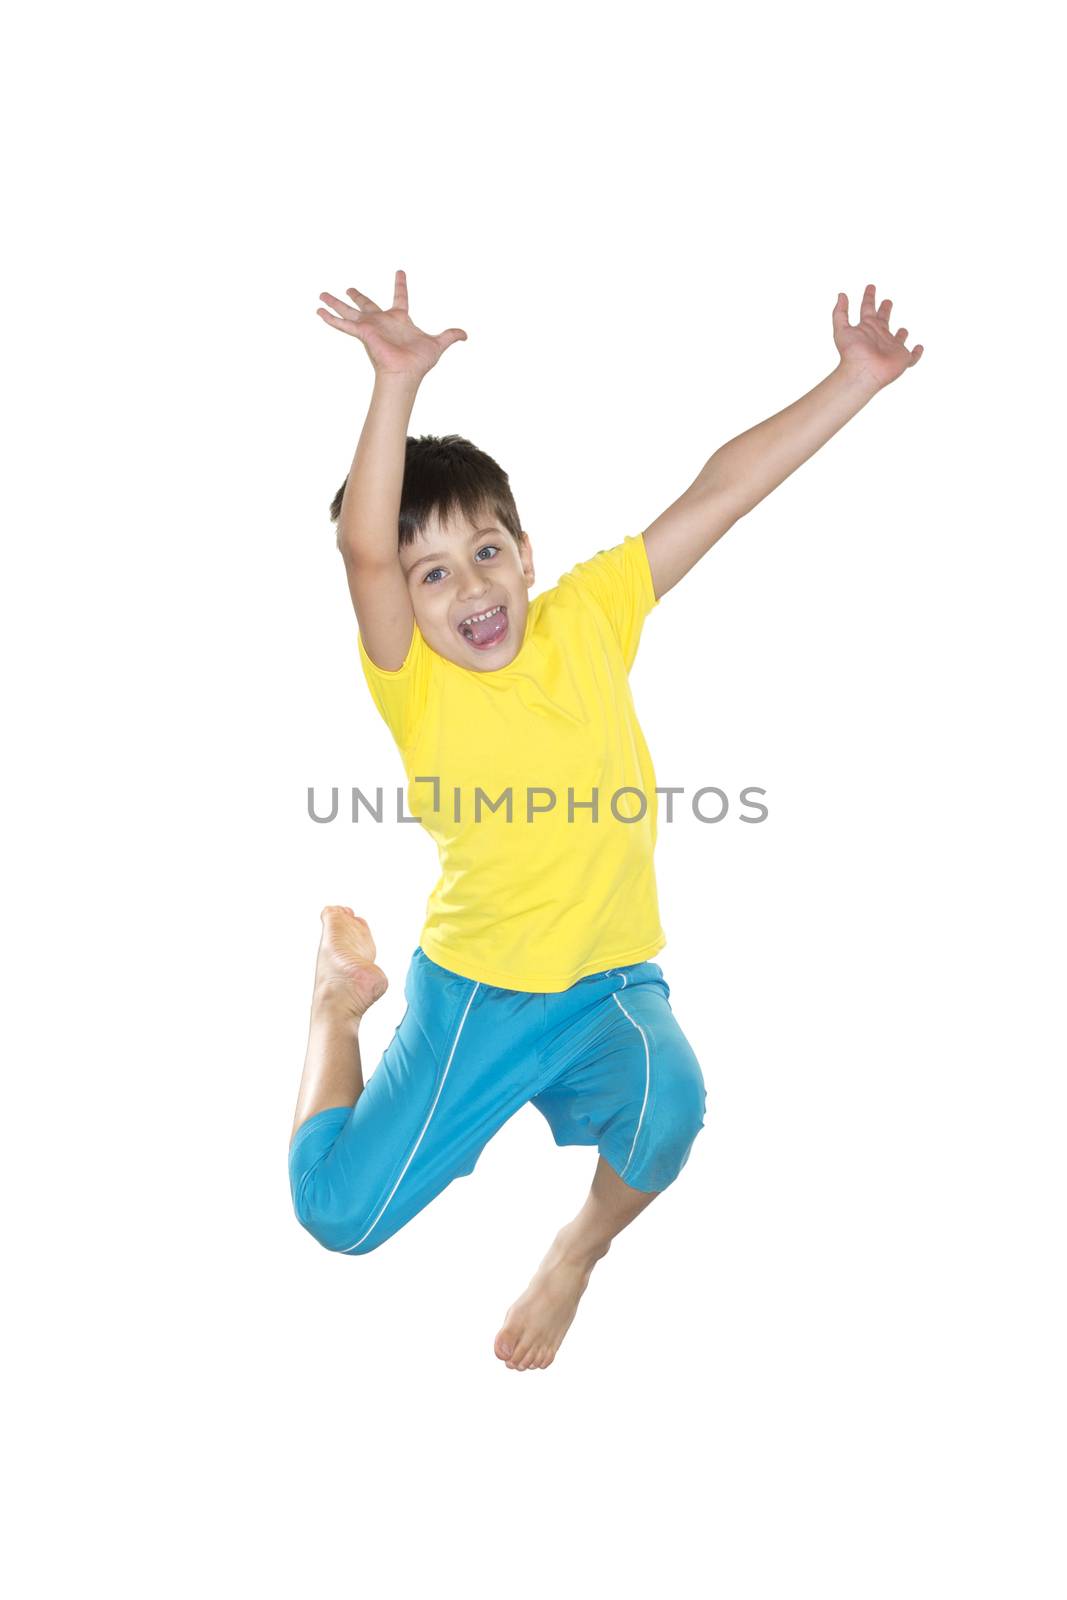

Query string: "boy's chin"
[448, 638, 521, 669]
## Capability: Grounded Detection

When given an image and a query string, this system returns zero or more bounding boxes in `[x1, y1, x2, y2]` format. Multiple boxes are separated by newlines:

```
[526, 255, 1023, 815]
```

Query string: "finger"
[317, 306, 366, 337]
[832, 291, 850, 337]
[392, 268, 409, 313]
[345, 285, 381, 313]
[320, 292, 363, 322]
[878, 298, 892, 322]
[909, 344, 924, 365]
[434, 327, 468, 350]
[895, 327, 908, 342]
[861, 283, 877, 318]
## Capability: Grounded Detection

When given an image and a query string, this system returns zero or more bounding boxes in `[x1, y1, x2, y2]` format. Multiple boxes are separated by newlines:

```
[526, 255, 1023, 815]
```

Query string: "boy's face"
[400, 510, 536, 671]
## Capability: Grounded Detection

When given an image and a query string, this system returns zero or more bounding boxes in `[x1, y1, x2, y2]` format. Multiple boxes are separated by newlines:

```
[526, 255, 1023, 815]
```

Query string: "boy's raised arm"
[317, 271, 467, 671]
[332, 371, 421, 672]
[641, 284, 924, 603]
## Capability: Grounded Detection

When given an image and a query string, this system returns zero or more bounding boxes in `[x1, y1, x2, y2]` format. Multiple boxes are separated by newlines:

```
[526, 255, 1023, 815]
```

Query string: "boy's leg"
[290, 939, 550, 1257]
[496, 960, 706, 1370]
[290, 905, 389, 1142]
[494, 1156, 659, 1371]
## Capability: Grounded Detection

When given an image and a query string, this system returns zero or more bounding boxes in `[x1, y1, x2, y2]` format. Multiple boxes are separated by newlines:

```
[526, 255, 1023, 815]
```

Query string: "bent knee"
[289, 1111, 387, 1256]
[635, 1058, 708, 1188]
[660, 1047, 708, 1135]
[291, 1168, 384, 1257]
[294, 1190, 382, 1256]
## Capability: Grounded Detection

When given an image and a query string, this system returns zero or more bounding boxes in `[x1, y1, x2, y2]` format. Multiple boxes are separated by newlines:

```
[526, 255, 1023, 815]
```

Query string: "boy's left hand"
[833, 283, 924, 389]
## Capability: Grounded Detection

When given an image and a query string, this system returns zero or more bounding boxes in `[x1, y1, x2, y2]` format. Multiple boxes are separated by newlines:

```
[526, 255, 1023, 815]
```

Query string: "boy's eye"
[423, 545, 499, 584]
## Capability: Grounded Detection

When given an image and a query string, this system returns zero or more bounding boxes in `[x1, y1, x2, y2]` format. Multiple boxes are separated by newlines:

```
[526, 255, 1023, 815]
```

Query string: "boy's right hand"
[317, 269, 467, 381]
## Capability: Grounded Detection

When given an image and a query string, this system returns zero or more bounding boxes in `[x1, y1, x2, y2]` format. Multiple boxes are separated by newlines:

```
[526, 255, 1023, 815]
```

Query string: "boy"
[289, 269, 923, 1371]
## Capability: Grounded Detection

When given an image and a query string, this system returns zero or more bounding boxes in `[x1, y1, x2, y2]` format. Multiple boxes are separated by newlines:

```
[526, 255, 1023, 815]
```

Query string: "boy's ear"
[519, 530, 535, 585]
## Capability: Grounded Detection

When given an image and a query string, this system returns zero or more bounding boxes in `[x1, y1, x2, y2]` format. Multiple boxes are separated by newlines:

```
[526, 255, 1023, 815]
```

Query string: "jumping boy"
[289, 269, 923, 1371]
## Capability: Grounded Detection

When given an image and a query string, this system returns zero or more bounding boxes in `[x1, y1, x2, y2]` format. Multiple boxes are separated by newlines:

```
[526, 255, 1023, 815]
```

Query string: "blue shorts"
[289, 946, 707, 1255]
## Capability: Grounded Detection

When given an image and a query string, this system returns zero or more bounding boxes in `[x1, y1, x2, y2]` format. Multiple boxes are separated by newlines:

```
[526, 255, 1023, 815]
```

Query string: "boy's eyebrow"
[405, 527, 501, 573]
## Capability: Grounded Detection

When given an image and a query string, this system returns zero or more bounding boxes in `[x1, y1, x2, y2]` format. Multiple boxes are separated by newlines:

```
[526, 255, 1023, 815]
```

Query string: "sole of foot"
[314, 905, 389, 1018]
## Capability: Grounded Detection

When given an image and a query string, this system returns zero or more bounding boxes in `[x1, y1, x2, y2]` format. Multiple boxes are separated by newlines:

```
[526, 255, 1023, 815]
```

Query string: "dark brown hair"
[330, 433, 526, 551]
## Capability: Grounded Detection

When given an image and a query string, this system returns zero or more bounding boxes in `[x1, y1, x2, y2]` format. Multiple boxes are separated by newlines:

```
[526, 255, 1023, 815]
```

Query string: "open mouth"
[457, 603, 509, 649]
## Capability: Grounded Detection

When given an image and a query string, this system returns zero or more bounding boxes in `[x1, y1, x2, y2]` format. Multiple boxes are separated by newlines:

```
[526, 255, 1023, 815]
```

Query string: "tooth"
[462, 604, 502, 627]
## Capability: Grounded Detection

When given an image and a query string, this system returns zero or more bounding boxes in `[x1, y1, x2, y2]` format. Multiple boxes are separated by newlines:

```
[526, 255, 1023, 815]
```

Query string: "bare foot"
[494, 1225, 609, 1371]
[313, 905, 389, 1018]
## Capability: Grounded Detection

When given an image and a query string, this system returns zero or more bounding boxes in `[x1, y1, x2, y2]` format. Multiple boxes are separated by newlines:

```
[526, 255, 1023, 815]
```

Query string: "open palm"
[317, 269, 467, 380]
[833, 283, 924, 388]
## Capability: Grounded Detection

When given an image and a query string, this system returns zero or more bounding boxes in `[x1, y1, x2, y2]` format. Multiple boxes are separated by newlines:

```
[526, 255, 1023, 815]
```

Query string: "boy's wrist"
[833, 359, 885, 401]
[371, 369, 424, 396]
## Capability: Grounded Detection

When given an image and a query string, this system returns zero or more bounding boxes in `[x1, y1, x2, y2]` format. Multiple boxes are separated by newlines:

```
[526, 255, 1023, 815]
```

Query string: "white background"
[5, 2, 1064, 1595]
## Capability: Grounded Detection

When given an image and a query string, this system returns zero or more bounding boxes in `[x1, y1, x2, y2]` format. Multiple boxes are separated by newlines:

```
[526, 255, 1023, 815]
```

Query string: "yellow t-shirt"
[357, 531, 666, 992]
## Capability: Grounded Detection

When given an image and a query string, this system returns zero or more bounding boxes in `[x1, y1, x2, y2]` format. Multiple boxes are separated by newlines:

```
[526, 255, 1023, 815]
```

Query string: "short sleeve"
[357, 616, 433, 753]
[558, 532, 659, 671]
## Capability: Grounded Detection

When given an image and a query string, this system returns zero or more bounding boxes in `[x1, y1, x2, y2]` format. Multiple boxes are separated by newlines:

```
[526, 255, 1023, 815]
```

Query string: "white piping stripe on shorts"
[611, 988, 650, 1179]
[342, 979, 481, 1252]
